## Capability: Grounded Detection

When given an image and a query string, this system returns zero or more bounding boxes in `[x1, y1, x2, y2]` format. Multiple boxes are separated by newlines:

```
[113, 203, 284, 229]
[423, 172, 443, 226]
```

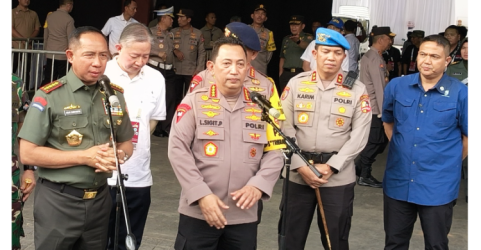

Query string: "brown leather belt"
[39, 178, 106, 200]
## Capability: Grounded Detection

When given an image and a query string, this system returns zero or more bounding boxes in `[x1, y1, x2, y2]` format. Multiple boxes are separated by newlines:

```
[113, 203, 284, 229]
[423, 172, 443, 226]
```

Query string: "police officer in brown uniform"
[279, 28, 372, 250]
[172, 9, 206, 101]
[200, 11, 223, 62]
[148, 6, 176, 137]
[249, 4, 276, 75]
[168, 36, 284, 249]
[355, 26, 395, 188]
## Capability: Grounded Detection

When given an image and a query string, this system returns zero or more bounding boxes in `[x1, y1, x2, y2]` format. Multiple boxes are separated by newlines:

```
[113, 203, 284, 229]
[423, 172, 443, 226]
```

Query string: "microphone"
[249, 91, 281, 119]
[98, 75, 120, 107]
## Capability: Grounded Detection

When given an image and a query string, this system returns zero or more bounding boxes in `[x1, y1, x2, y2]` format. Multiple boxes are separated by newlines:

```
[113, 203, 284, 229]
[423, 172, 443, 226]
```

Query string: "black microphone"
[249, 91, 281, 119]
[98, 75, 120, 107]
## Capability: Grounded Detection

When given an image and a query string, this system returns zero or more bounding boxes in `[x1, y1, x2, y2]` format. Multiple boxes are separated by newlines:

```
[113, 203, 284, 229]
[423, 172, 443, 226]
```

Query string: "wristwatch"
[23, 165, 36, 171]
[123, 153, 129, 161]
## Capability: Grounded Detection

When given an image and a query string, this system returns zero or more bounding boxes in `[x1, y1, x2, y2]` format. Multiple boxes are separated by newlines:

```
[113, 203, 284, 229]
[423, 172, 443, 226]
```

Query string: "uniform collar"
[209, 84, 250, 112]
[15, 6, 30, 12]
[67, 69, 97, 92]
[315, 70, 345, 91]
[409, 73, 453, 94]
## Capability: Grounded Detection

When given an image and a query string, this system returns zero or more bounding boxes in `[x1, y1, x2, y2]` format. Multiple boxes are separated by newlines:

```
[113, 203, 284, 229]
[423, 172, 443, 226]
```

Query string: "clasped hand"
[297, 163, 334, 189]
[84, 143, 126, 173]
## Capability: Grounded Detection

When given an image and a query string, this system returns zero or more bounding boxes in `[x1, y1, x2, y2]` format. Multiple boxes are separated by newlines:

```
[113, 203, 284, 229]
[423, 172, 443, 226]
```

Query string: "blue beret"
[315, 27, 350, 50]
[225, 22, 261, 52]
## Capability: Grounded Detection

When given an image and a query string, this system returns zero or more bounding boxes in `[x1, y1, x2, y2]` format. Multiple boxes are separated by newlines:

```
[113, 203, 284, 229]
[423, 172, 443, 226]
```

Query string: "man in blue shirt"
[382, 35, 468, 249]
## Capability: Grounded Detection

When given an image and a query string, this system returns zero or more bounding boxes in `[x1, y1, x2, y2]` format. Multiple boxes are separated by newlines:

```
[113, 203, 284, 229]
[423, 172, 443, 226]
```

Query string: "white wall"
[454, 0, 468, 27]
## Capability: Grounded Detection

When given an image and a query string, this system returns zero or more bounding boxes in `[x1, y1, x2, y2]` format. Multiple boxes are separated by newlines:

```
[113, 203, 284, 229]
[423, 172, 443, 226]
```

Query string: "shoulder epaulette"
[40, 80, 63, 93]
[266, 76, 275, 85]
[110, 83, 124, 94]
[450, 61, 460, 65]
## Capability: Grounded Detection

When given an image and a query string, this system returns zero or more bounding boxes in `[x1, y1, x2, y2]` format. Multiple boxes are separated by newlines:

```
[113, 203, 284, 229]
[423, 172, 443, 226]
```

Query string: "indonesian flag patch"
[176, 103, 191, 123]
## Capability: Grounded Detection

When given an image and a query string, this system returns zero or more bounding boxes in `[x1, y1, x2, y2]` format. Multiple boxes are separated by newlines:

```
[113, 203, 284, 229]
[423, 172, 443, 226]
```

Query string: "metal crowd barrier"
[12, 45, 69, 97]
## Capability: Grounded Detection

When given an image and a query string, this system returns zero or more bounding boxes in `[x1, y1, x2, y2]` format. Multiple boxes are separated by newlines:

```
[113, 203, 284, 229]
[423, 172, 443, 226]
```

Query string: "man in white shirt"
[301, 17, 349, 72]
[344, 20, 360, 73]
[101, 0, 138, 56]
[104, 22, 166, 250]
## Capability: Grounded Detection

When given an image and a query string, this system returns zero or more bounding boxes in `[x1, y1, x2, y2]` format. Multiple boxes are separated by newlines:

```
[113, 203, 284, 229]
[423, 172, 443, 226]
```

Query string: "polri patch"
[176, 103, 192, 123]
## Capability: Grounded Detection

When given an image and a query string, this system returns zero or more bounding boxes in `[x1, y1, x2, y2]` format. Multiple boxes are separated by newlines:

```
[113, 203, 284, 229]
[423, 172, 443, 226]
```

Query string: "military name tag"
[64, 109, 82, 116]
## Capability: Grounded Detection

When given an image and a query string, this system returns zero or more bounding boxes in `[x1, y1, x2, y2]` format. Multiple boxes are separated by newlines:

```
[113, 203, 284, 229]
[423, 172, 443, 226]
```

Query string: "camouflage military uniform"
[12, 74, 29, 250]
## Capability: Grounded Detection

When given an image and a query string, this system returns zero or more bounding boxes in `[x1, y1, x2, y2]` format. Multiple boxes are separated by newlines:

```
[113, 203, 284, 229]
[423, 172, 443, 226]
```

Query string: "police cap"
[315, 27, 350, 50]
[289, 15, 305, 25]
[225, 22, 261, 51]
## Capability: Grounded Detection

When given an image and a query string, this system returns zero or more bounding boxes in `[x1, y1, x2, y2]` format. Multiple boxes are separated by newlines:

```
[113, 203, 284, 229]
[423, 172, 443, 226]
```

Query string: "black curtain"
[13, 0, 332, 84]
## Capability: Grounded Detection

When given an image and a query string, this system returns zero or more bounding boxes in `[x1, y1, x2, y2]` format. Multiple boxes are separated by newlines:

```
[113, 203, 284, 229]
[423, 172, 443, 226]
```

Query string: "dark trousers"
[278, 181, 355, 250]
[383, 193, 455, 250]
[147, 64, 177, 134]
[34, 179, 111, 250]
[41, 58, 69, 87]
[107, 186, 151, 250]
[174, 214, 257, 250]
[355, 115, 388, 177]
[279, 70, 302, 94]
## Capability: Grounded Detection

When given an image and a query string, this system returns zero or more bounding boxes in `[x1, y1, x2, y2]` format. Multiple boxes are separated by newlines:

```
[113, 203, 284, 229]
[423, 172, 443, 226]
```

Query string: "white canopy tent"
[332, 0, 466, 45]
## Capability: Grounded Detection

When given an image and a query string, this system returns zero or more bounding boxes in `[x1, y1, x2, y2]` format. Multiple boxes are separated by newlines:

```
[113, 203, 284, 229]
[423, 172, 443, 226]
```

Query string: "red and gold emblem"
[335, 117, 344, 127]
[281, 87, 290, 100]
[360, 94, 369, 101]
[176, 104, 191, 123]
[311, 71, 317, 81]
[249, 67, 256, 78]
[361, 100, 371, 113]
[203, 130, 219, 136]
[249, 133, 261, 140]
[189, 75, 202, 93]
[250, 147, 257, 157]
[204, 142, 218, 156]
[243, 87, 251, 101]
[202, 111, 220, 117]
[209, 85, 218, 98]
[337, 74, 343, 84]
[298, 112, 309, 124]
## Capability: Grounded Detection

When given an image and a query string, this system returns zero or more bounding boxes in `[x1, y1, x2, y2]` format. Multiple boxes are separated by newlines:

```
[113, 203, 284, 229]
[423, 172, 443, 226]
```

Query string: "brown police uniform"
[171, 26, 206, 76]
[168, 84, 284, 248]
[149, 25, 177, 134]
[355, 46, 390, 181]
[200, 25, 223, 61]
[280, 70, 372, 250]
[250, 25, 276, 74]
[12, 6, 41, 48]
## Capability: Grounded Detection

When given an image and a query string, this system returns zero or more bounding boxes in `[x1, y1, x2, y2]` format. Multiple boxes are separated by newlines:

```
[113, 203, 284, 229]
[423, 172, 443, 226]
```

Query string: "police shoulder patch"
[40, 81, 63, 93]
[110, 83, 124, 94]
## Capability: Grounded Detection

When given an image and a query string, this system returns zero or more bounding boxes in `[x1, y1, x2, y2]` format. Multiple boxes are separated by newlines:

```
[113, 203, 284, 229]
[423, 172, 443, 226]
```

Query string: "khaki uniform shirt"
[189, 66, 287, 152]
[18, 69, 134, 189]
[359, 47, 387, 115]
[149, 26, 175, 65]
[446, 60, 468, 84]
[250, 25, 276, 74]
[43, 9, 75, 60]
[281, 70, 372, 187]
[168, 84, 284, 224]
[12, 6, 41, 48]
[200, 25, 223, 61]
[171, 26, 206, 75]
[280, 31, 313, 69]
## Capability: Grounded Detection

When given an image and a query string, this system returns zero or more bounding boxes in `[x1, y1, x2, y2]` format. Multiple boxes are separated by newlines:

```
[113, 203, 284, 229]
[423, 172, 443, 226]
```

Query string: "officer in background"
[18, 26, 134, 250]
[279, 28, 372, 250]
[12, 74, 35, 250]
[402, 30, 424, 75]
[356, 26, 395, 188]
[279, 15, 313, 92]
[148, 6, 176, 137]
[168, 36, 284, 249]
[382, 35, 402, 81]
[200, 11, 223, 62]
[446, 38, 468, 84]
[172, 8, 206, 103]
[249, 4, 276, 74]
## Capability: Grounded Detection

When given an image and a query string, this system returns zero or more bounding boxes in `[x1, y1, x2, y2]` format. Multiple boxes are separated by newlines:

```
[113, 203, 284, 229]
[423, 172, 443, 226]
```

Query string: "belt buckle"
[290, 68, 295, 73]
[83, 190, 97, 199]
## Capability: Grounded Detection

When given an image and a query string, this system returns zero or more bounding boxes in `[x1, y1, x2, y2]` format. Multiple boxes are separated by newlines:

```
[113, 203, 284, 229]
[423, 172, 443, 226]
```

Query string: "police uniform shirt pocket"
[242, 130, 266, 163]
[328, 103, 353, 131]
[196, 126, 224, 160]
[189, 38, 198, 46]
[293, 99, 315, 127]
[55, 115, 90, 149]
[432, 102, 457, 127]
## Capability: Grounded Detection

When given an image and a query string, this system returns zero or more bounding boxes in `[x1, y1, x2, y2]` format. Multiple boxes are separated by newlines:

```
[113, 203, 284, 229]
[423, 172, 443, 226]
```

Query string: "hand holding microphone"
[98, 75, 120, 107]
[249, 91, 280, 119]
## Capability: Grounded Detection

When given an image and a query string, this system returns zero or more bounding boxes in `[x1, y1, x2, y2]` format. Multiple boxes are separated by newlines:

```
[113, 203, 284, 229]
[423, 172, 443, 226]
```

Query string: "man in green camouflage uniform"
[12, 74, 35, 250]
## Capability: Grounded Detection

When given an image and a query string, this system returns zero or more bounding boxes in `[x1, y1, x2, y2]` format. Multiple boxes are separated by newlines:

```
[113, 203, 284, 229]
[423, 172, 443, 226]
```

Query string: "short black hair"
[445, 25, 459, 34]
[205, 11, 215, 18]
[344, 20, 357, 33]
[68, 26, 106, 49]
[59, 0, 73, 6]
[124, 0, 136, 8]
[457, 26, 468, 40]
[210, 37, 247, 62]
[230, 16, 241, 22]
[421, 35, 451, 57]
